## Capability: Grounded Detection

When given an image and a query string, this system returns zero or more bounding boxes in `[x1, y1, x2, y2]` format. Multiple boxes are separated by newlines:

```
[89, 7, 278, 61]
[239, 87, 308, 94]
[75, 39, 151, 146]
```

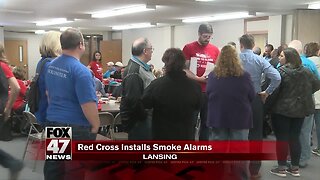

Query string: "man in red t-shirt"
[183, 24, 220, 140]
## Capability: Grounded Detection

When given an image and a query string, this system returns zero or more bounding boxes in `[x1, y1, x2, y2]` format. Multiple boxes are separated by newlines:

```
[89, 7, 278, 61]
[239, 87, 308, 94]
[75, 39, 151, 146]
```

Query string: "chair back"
[99, 112, 114, 127]
[23, 111, 42, 134]
[113, 113, 122, 126]
[22, 111, 44, 170]
[111, 113, 128, 140]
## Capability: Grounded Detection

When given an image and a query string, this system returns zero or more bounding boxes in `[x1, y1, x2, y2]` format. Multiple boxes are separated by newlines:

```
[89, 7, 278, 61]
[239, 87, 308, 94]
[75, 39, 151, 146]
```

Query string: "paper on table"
[202, 62, 215, 77]
[189, 57, 198, 75]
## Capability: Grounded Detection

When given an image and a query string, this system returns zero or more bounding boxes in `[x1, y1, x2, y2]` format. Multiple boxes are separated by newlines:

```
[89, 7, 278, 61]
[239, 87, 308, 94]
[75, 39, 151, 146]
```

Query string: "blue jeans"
[299, 114, 314, 166]
[314, 110, 320, 149]
[43, 122, 97, 180]
[209, 128, 249, 180]
[209, 128, 249, 140]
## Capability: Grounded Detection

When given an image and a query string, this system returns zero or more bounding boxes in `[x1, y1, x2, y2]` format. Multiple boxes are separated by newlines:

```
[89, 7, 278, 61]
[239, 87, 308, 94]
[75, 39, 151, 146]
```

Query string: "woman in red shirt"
[0, 42, 24, 178]
[88, 51, 103, 81]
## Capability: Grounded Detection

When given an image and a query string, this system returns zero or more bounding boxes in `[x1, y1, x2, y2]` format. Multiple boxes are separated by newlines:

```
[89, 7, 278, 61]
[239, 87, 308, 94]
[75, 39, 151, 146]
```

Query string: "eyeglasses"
[200, 34, 213, 39]
[145, 47, 154, 51]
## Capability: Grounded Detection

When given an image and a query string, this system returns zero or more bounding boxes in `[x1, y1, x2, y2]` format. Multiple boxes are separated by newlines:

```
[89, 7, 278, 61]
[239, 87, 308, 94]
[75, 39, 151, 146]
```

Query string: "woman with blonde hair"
[206, 45, 255, 180]
[34, 31, 61, 125]
[207, 45, 255, 140]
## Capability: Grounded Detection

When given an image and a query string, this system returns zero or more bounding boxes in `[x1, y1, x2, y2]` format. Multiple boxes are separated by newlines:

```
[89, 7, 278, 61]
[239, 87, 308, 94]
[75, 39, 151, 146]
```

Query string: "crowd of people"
[0, 23, 319, 179]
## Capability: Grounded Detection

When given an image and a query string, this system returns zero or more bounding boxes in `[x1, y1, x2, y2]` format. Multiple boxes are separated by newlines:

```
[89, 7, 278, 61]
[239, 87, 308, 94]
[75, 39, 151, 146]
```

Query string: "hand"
[3, 108, 12, 122]
[197, 76, 207, 83]
[258, 91, 269, 103]
[91, 127, 99, 134]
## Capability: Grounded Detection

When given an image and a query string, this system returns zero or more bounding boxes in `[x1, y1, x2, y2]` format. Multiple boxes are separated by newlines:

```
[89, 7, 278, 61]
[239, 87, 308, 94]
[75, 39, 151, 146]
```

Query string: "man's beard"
[200, 41, 209, 45]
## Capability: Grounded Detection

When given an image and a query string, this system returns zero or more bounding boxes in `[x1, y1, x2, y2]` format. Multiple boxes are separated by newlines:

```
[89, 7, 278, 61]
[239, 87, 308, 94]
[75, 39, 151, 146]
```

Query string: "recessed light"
[35, 30, 46, 34]
[60, 27, 72, 31]
[308, 2, 320, 9]
[91, 4, 156, 18]
[112, 23, 156, 30]
[182, 12, 253, 23]
[36, 18, 73, 26]
[195, 0, 215, 2]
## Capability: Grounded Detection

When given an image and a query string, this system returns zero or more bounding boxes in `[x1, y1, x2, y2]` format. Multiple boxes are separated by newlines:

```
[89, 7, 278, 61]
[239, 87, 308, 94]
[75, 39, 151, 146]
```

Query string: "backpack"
[26, 58, 50, 113]
[0, 63, 8, 114]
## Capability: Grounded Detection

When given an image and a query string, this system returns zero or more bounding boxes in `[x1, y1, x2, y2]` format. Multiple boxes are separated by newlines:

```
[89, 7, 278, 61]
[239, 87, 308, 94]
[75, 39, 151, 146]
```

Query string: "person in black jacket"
[120, 37, 155, 140]
[270, 48, 320, 178]
[142, 48, 202, 140]
[110, 61, 123, 79]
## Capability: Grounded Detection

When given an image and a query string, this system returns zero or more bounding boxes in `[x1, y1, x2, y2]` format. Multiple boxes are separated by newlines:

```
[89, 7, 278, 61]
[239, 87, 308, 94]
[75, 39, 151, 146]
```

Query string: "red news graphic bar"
[72, 152, 276, 161]
[71, 141, 282, 161]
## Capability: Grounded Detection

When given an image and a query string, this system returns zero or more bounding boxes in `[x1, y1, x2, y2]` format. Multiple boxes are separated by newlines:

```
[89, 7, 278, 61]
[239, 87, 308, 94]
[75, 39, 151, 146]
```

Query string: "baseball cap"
[107, 62, 114, 66]
[115, 62, 123, 67]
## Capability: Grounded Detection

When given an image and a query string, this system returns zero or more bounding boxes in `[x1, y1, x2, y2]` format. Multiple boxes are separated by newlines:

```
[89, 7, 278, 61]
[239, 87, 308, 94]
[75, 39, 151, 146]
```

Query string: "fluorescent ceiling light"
[182, 12, 252, 23]
[35, 30, 46, 34]
[112, 23, 155, 30]
[0, 9, 33, 14]
[36, 18, 73, 26]
[92, 4, 156, 18]
[195, 0, 215, 2]
[308, 2, 320, 9]
[60, 27, 72, 31]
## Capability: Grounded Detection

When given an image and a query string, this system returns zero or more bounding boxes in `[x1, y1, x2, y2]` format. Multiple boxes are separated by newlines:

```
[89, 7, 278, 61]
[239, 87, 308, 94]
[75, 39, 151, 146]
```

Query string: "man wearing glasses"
[183, 24, 220, 140]
[120, 37, 155, 140]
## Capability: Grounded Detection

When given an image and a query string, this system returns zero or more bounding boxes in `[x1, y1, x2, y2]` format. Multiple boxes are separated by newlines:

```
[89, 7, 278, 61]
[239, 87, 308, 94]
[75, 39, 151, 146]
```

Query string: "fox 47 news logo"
[45, 127, 72, 161]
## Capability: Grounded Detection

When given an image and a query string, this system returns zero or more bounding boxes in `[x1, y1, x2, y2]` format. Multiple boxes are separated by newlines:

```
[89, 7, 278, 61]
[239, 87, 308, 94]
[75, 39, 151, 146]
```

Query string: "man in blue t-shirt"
[43, 28, 100, 180]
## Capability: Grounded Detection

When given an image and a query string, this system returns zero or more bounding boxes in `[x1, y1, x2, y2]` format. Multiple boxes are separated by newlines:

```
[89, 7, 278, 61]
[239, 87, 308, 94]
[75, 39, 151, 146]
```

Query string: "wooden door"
[4, 40, 28, 79]
[100, 40, 122, 72]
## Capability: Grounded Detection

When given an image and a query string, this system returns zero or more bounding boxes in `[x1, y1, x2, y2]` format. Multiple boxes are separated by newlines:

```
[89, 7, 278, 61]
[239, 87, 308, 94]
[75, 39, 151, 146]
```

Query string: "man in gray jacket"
[120, 37, 155, 140]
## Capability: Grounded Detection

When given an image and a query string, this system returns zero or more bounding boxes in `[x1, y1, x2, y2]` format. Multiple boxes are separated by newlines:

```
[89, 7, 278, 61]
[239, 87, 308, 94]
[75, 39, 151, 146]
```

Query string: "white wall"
[0, 27, 4, 43]
[102, 31, 112, 40]
[174, 19, 244, 50]
[122, 26, 171, 70]
[174, 24, 199, 50]
[246, 15, 288, 47]
[112, 32, 122, 40]
[247, 20, 268, 32]
[268, 15, 282, 48]
[121, 19, 244, 70]
[285, 14, 293, 44]
[210, 19, 244, 49]
[4, 32, 43, 79]
[102, 31, 122, 40]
